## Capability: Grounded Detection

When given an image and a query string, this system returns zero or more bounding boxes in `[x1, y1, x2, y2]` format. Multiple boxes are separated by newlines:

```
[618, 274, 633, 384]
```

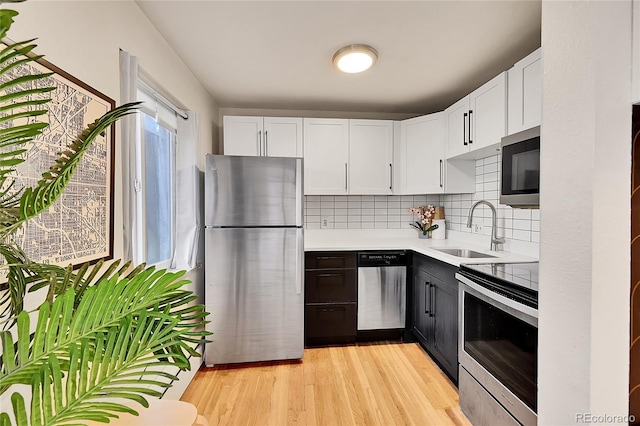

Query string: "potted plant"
[409, 205, 439, 238]
[0, 3, 208, 425]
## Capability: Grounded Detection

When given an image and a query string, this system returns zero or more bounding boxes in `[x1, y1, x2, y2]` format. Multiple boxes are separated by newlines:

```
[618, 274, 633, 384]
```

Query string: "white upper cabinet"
[303, 118, 349, 195]
[446, 72, 507, 159]
[399, 113, 446, 194]
[303, 118, 394, 195]
[508, 48, 542, 134]
[223, 116, 263, 156]
[349, 120, 393, 194]
[445, 97, 470, 159]
[397, 114, 475, 195]
[223, 116, 302, 157]
[263, 117, 303, 157]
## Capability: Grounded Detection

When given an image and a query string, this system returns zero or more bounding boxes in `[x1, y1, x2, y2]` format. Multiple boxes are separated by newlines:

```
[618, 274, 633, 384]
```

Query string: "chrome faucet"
[467, 200, 505, 251]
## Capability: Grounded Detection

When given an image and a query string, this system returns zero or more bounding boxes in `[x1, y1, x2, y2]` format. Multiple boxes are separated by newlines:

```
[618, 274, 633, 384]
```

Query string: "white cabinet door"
[469, 72, 507, 151]
[303, 118, 349, 195]
[263, 117, 303, 157]
[223, 116, 263, 156]
[400, 113, 446, 194]
[445, 96, 470, 159]
[508, 48, 542, 134]
[445, 72, 507, 159]
[349, 120, 393, 194]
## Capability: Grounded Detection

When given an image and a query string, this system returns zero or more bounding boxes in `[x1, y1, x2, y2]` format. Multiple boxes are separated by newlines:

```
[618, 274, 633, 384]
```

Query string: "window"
[141, 113, 175, 265]
[120, 51, 199, 270]
[136, 86, 179, 267]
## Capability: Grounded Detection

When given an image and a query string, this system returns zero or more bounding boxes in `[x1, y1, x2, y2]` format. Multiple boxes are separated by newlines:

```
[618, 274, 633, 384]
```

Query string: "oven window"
[464, 292, 537, 412]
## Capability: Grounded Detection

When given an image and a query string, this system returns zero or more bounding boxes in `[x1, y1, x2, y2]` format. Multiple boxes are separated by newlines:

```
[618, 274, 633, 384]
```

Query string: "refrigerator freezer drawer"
[204, 227, 304, 366]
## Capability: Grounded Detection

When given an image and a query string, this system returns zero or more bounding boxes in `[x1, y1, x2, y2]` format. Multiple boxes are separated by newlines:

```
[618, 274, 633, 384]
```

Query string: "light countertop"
[304, 229, 538, 267]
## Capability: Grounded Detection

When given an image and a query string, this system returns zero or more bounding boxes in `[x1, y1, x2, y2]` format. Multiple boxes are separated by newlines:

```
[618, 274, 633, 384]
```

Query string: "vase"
[418, 231, 430, 239]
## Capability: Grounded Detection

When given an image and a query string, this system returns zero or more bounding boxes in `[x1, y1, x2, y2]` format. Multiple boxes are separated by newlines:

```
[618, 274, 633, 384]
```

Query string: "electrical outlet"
[473, 224, 483, 234]
[321, 216, 331, 229]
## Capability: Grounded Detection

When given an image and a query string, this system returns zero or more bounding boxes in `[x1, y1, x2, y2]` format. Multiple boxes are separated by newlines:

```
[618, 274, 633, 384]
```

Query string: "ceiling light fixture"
[332, 44, 378, 74]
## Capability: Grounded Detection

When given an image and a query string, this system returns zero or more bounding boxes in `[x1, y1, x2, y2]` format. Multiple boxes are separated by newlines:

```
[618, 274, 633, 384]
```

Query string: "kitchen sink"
[431, 248, 497, 259]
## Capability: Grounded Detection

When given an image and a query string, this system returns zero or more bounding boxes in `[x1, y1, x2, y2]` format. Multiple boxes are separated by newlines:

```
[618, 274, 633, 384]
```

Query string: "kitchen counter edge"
[303, 229, 537, 267]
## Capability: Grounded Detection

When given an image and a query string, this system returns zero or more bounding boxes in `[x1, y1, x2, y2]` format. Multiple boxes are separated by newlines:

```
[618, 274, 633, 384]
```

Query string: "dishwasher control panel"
[358, 251, 407, 267]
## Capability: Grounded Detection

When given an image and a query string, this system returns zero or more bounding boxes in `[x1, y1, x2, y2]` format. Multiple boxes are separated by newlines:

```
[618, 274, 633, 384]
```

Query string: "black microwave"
[500, 126, 540, 208]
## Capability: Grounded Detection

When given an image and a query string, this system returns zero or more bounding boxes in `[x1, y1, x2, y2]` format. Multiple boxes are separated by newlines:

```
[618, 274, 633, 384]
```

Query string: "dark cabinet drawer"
[305, 269, 357, 303]
[304, 303, 357, 339]
[305, 251, 356, 269]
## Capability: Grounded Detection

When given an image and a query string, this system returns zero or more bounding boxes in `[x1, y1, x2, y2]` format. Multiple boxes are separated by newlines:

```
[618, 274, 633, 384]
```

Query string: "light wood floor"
[181, 342, 471, 426]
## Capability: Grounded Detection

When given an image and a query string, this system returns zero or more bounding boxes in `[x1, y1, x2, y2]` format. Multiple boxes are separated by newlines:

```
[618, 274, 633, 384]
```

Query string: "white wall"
[539, 1, 631, 423]
[9, 0, 220, 262]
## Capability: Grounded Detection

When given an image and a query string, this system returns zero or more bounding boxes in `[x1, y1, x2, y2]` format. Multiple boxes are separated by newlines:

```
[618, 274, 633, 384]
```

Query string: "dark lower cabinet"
[411, 253, 459, 384]
[304, 251, 357, 346]
[304, 303, 356, 339]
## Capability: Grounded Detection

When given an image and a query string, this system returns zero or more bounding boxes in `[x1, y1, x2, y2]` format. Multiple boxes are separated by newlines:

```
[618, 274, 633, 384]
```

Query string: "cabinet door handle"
[345, 163, 348, 192]
[468, 110, 473, 145]
[389, 163, 393, 190]
[316, 273, 345, 278]
[463, 113, 468, 146]
[430, 283, 435, 317]
[319, 307, 346, 313]
[264, 130, 268, 156]
[424, 281, 430, 315]
[257, 130, 262, 156]
[439, 159, 443, 188]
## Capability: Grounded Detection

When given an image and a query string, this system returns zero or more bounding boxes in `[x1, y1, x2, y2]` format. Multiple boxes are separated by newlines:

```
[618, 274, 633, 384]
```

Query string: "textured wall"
[539, 1, 631, 422]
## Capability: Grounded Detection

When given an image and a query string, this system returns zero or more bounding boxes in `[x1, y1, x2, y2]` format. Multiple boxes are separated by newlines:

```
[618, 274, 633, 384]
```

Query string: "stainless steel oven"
[456, 262, 538, 426]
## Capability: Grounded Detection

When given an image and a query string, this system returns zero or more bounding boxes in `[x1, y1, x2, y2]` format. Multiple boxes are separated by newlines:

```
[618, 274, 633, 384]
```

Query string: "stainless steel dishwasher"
[357, 251, 407, 331]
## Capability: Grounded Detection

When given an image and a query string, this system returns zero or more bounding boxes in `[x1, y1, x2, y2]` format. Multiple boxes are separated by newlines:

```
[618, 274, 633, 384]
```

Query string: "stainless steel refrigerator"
[204, 154, 304, 366]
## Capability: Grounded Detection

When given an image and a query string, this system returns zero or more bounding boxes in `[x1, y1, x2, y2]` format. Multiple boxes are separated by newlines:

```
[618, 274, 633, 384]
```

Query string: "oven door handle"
[456, 273, 539, 324]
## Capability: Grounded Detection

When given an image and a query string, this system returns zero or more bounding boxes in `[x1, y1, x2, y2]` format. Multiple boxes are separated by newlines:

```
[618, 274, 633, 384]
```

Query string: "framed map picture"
[6, 52, 115, 267]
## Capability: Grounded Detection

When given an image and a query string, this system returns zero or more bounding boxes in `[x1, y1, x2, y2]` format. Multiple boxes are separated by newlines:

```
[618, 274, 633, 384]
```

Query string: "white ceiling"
[135, 0, 541, 115]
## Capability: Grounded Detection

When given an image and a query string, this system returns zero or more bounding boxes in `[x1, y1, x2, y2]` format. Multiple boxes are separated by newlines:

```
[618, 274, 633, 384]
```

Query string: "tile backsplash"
[442, 154, 540, 244]
[303, 153, 539, 244]
[304, 195, 441, 230]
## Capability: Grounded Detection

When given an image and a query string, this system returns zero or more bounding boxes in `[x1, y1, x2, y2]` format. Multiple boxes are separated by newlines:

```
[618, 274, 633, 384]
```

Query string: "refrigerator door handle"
[296, 158, 303, 227]
[296, 229, 303, 295]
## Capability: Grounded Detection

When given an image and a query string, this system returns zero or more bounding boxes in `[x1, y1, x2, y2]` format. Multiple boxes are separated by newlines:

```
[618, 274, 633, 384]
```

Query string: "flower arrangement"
[409, 205, 439, 236]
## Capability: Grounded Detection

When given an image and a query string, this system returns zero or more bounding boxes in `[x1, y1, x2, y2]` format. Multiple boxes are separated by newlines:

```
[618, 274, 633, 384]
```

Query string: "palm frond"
[0, 9, 19, 41]
[0, 267, 208, 393]
[0, 253, 147, 331]
[2, 102, 140, 236]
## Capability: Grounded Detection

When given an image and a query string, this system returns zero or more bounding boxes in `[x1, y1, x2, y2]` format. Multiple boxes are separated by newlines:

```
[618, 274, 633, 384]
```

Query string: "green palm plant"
[0, 3, 209, 425]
